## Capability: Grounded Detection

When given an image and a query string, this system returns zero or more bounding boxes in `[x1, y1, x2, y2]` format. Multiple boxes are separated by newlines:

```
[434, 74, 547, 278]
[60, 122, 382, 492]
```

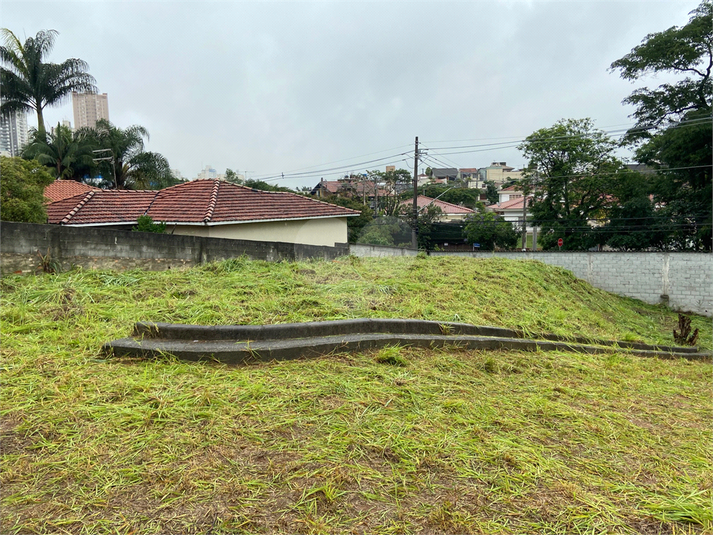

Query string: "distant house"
[402, 195, 475, 222]
[478, 162, 523, 187]
[44, 180, 100, 203]
[497, 185, 523, 204]
[47, 179, 359, 247]
[431, 168, 459, 182]
[458, 168, 480, 189]
[487, 195, 533, 232]
[311, 178, 385, 198]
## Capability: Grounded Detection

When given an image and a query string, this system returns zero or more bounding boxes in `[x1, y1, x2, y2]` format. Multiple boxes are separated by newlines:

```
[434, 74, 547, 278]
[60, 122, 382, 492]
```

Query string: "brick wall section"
[428, 251, 712, 316]
[1, 222, 348, 274]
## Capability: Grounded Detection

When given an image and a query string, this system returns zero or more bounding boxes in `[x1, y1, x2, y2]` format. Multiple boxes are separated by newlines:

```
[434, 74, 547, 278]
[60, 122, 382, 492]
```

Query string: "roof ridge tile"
[204, 179, 220, 223]
[61, 190, 96, 224]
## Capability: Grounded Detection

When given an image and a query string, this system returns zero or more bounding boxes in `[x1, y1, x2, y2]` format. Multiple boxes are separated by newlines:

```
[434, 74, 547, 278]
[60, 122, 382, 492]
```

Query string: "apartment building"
[0, 100, 28, 157]
[72, 92, 110, 129]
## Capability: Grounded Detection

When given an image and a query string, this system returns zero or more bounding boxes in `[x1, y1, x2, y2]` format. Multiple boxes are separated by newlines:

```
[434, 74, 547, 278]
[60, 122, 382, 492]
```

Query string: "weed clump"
[673, 313, 699, 346]
[374, 346, 408, 366]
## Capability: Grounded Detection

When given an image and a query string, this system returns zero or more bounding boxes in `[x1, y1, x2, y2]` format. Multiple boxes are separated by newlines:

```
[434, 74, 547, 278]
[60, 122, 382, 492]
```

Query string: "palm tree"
[0, 29, 96, 136]
[22, 122, 94, 180]
[86, 119, 176, 190]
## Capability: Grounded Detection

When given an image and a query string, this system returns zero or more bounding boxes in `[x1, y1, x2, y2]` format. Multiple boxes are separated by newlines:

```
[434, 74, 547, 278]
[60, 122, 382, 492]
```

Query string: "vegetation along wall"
[429, 251, 711, 317]
[348, 245, 711, 317]
[1, 222, 348, 274]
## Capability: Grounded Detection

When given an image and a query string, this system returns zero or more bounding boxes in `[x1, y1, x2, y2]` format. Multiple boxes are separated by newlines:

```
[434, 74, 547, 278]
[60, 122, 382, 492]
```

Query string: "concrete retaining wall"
[1, 222, 348, 274]
[4, 222, 710, 317]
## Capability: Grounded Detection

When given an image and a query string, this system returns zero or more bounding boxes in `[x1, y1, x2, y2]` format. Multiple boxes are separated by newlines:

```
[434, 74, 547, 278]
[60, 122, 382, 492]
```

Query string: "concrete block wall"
[428, 251, 712, 316]
[349, 244, 419, 258]
[1, 222, 349, 274]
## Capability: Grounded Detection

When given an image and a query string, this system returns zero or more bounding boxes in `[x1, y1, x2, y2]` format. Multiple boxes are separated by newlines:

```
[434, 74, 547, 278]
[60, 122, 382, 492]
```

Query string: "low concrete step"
[103, 330, 712, 365]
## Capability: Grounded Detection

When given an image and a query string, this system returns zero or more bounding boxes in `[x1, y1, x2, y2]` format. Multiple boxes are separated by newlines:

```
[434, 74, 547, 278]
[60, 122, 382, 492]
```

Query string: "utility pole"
[373, 171, 379, 213]
[412, 136, 419, 250]
[92, 148, 117, 190]
[521, 190, 528, 250]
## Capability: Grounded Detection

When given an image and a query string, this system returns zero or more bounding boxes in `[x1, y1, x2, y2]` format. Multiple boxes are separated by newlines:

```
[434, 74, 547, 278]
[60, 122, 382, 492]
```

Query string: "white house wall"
[172, 217, 349, 247]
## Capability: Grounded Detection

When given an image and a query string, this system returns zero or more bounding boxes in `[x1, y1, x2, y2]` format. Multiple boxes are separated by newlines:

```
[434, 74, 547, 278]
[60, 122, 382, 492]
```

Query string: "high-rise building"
[0, 100, 29, 157]
[72, 92, 109, 129]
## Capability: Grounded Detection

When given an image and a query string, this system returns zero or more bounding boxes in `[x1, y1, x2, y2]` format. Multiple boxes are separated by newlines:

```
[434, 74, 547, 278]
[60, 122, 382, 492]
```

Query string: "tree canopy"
[463, 211, 518, 251]
[0, 156, 54, 223]
[518, 118, 624, 250]
[22, 123, 94, 180]
[610, 1, 712, 136]
[83, 120, 176, 190]
[611, 1, 712, 250]
[0, 29, 96, 136]
[418, 184, 481, 210]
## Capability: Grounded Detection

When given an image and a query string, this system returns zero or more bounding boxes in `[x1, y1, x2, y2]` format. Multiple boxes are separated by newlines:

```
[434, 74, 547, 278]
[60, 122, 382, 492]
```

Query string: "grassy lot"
[1, 256, 711, 534]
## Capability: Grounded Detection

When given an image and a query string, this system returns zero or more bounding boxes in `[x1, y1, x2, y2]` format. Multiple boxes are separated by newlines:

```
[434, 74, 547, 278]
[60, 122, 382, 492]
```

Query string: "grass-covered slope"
[1, 256, 711, 534]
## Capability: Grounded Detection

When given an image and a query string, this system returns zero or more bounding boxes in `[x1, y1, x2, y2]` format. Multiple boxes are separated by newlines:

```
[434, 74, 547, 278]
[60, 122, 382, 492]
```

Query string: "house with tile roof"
[497, 185, 523, 204]
[487, 195, 533, 233]
[310, 177, 388, 203]
[431, 168, 459, 182]
[44, 180, 101, 203]
[402, 195, 475, 222]
[47, 179, 360, 247]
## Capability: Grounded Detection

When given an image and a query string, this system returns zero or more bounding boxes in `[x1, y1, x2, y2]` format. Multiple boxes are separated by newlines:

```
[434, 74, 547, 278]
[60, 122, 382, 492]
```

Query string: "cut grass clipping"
[1, 256, 711, 534]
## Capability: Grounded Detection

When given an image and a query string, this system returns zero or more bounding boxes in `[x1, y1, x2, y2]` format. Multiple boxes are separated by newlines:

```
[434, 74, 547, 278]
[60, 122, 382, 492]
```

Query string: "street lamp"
[92, 149, 117, 190]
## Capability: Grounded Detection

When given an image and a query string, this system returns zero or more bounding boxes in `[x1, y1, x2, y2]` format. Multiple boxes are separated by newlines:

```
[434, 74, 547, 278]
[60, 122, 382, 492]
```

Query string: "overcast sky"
[2, 0, 698, 188]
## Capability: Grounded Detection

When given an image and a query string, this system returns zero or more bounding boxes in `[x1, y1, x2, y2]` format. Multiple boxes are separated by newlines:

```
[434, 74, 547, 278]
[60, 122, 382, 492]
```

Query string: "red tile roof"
[47, 180, 359, 226]
[313, 179, 385, 197]
[403, 195, 475, 215]
[490, 196, 533, 212]
[44, 180, 100, 202]
[47, 190, 157, 225]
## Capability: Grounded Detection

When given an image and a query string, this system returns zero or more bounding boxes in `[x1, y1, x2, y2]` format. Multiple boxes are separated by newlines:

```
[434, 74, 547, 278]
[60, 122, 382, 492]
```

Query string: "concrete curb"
[103, 319, 711, 365]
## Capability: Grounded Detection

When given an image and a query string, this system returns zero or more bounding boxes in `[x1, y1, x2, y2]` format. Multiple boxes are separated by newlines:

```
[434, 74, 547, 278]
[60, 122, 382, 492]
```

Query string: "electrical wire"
[423, 115, 712, 149]
[254, 151, 414, 183]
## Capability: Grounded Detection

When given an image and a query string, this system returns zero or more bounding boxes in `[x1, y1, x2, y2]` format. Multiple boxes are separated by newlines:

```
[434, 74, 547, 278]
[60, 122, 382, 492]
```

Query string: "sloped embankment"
[1, 256, 711, 534]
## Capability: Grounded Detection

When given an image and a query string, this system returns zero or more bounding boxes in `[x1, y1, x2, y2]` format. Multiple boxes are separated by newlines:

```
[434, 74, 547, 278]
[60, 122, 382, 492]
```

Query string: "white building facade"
[0, 100, 28, 157]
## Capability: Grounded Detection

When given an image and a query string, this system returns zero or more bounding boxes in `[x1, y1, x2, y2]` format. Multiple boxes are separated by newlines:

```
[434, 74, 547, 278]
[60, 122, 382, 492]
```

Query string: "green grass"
[1, 256, 711, 534]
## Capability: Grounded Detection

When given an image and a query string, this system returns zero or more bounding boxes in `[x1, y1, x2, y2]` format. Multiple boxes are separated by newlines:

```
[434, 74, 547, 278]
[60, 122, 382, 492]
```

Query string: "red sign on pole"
[557, 238, 563, 248]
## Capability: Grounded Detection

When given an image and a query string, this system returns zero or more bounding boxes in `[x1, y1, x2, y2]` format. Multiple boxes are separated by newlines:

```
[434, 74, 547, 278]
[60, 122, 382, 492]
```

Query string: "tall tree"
[518, 118, 623, 250]
[611, 1, 711, 136]
[593, 169, 669, 251]
[611, 1, 712, 250]
[369, 168, 411, 216]
[85, 119, 175, 190]
[22, 123, 94, 180]
[0, 29, 96, 136]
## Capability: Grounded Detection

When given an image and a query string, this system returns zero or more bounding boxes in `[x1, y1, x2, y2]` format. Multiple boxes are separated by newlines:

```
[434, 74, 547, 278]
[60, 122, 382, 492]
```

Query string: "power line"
[249, 145, 413, 182]
[423, 115, 712, 149]
[254, 151, 414, 183]
[420, 116, 712, 157]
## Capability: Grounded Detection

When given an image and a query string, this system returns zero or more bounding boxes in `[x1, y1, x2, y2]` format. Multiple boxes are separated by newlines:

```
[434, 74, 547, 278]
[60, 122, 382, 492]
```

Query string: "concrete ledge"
[103, 319, 711, 364]
[131, 318, 699, 354]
